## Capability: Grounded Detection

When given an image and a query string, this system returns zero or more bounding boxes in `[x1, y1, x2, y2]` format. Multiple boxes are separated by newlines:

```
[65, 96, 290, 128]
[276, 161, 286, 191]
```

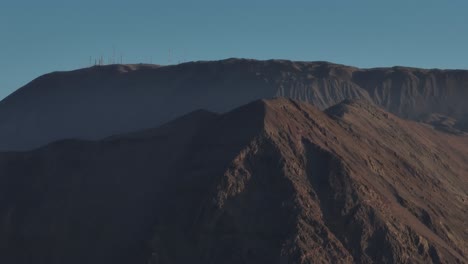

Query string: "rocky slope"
[0, 98, 466, 264]
[0, 59, 467, 150]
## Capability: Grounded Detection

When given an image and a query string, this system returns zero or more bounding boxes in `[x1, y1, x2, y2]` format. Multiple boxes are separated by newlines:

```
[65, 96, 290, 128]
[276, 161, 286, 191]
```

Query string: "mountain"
[1, 98, 466, 264]
[1, 59, 467, 150]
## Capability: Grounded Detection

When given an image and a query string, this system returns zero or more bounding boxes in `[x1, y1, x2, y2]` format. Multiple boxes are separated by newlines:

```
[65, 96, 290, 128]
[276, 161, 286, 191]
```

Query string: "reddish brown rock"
[0, 98, 466, 263]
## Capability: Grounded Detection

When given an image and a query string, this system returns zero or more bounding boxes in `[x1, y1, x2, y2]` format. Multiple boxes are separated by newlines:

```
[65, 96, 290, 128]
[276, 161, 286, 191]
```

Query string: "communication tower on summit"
[168, 49, 172, 64]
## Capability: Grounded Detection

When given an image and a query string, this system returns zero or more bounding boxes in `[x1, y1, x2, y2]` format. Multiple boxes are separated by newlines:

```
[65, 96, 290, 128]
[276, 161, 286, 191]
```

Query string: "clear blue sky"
[1, 0, 467, 100]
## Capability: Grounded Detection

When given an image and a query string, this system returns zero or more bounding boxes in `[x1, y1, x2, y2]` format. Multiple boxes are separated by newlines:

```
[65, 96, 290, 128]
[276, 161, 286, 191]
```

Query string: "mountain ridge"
[0, 58, 467, 150]
[0, 98, 466, 263]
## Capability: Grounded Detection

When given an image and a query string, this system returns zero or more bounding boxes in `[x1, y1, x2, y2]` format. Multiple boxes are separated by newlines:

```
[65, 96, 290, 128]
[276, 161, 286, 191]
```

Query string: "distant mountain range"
[1, 59, 467, 150]
[0, 98, 466, 263]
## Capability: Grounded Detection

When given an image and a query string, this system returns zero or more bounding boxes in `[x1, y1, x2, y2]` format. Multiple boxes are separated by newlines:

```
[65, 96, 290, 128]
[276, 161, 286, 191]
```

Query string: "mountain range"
[0, 59, 467, 263]
[1, 59, 467, 150]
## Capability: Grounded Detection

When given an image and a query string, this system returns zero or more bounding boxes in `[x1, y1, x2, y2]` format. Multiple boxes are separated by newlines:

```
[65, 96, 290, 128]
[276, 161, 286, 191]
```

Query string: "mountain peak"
[0, 96, 467, 263]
